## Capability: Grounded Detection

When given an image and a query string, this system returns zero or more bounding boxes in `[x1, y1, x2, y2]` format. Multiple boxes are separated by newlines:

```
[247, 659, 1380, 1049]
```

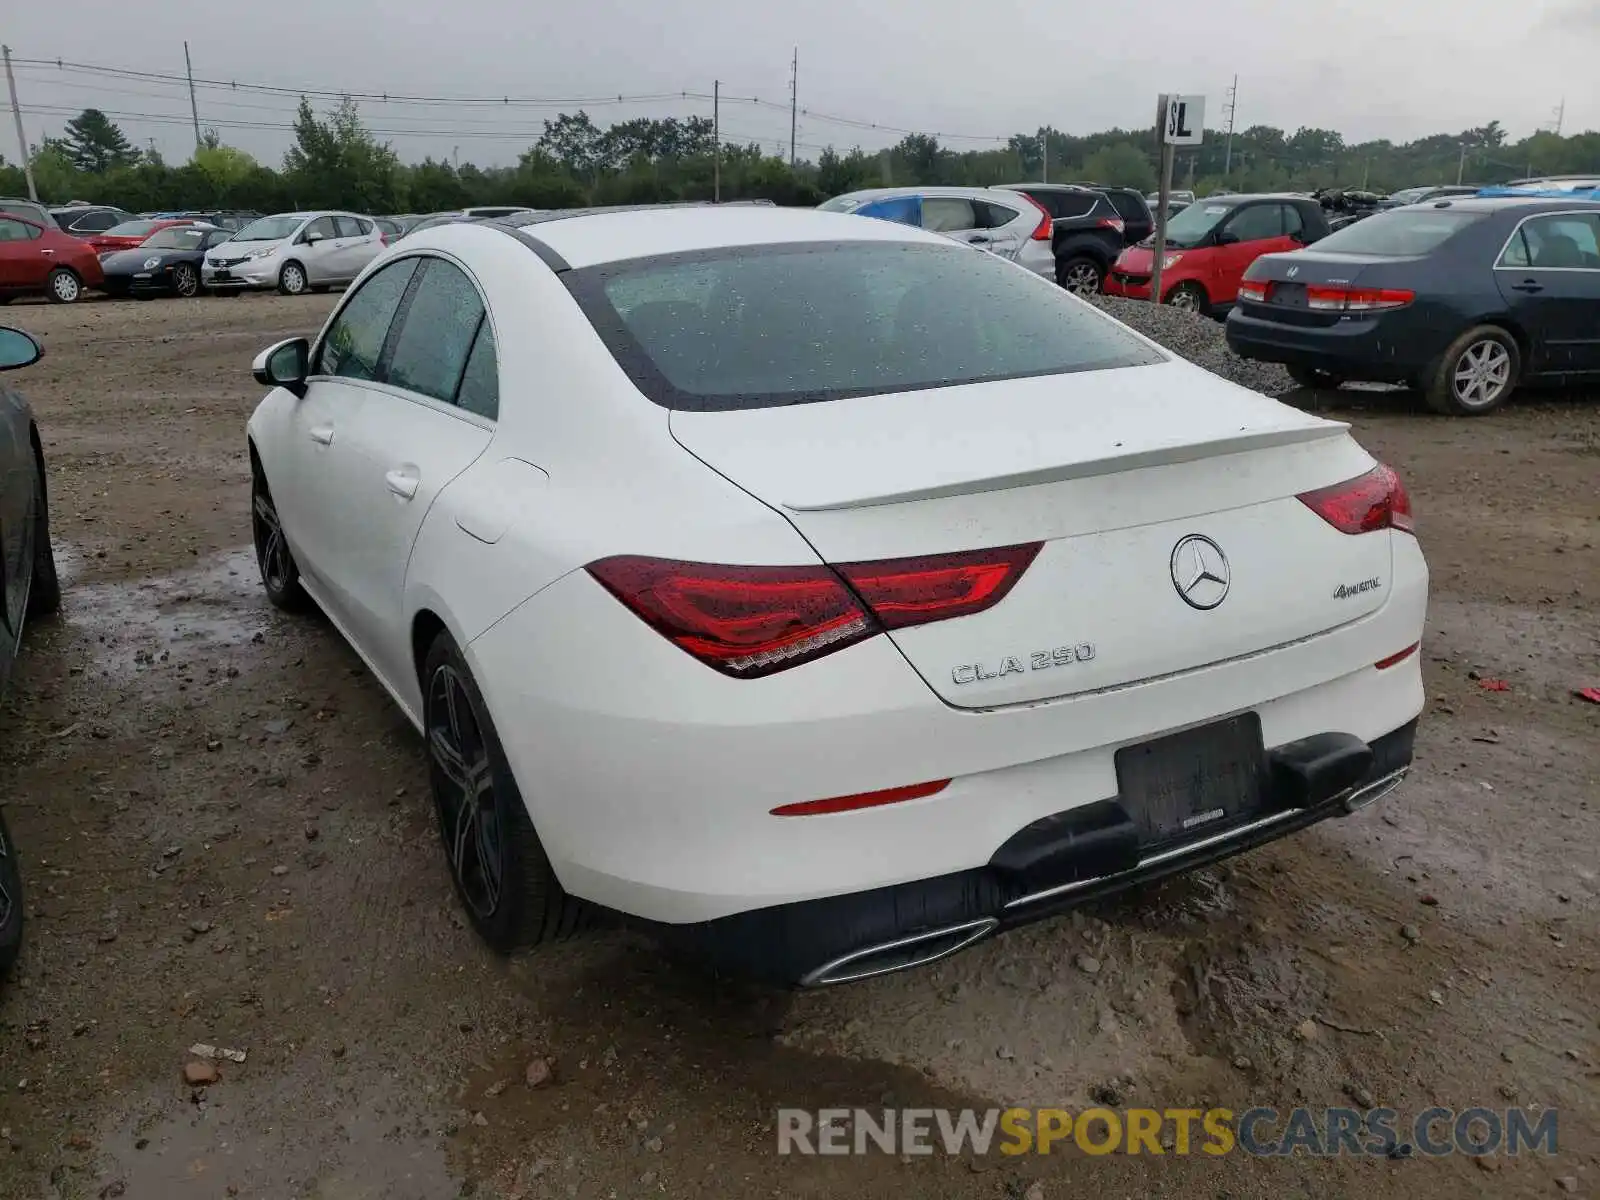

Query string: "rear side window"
[1035, 191, 1097, 219]
[384, 259, 486, 403]
[455, 323, 499, 420]
[565, 240, 1164, 412]
[314, 257, 419, 379]
[333, 216, 363, 238]
[0, 218, 40, 241]
[1103, 192, 1148, 223]
[1315, 209, 1489, 257]
[973, 199, 1022, 229]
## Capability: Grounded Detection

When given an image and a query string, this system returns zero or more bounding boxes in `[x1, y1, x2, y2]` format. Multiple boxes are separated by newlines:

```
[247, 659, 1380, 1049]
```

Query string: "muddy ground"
[0, 292, 1594, 1200]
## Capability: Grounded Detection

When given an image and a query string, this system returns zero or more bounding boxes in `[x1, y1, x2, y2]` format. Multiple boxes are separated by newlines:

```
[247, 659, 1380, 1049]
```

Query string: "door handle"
[1510, 280, 1543, 293]
[968, 235, 992, 244]
[40, 248, 54, 255]
[384, 468, 419, 500]
[309, 425, 334, 445]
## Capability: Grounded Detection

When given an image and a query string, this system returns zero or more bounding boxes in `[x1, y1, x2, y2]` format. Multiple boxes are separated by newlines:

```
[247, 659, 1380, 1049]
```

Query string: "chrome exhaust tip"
[800, 917, 1000, 987]
[1341, 767, 1409, 815]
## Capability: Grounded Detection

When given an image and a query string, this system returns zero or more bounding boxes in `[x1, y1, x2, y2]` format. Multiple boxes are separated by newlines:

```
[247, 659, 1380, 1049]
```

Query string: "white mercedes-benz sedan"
[245, 204, 1427, 986]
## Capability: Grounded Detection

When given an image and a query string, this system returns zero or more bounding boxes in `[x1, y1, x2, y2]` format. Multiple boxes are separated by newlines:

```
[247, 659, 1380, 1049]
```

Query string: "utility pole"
[1040, 130, 1048, 182]
[1222, 74, 1238, 179]
[1456, 140, 1468, 185]
[184, 40, 202, 150]
[713, 80, 721, 202]
[3, 45, 36, 201]
[1554, 97, 1565, 137]
[788, 48, 797, 168]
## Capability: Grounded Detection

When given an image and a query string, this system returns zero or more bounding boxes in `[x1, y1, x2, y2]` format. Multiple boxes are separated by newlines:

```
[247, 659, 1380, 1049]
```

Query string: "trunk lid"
[671, 359, 1393, 709]
[1240, 250, 1411, 326]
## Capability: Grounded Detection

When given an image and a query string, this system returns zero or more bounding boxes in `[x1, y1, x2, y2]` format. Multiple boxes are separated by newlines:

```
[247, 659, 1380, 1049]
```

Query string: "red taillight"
[1374, 643, 1420, 670]
[1098, 217, 1126, 234]
[1237, 280, 1269, 303]
[836, 543, 1042, 630]
[771, 780, 950, 817]
[1304, 285, 1415, 313]
[586, 557, 872, 678]
[1022, 195, 1053, 241]
[1297, 463, 1414, 535]
[587, 544, 1042, 677]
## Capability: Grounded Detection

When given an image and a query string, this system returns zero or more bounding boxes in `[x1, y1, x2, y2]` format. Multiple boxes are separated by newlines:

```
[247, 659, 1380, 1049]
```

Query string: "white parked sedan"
[246, 205, 1427, 986]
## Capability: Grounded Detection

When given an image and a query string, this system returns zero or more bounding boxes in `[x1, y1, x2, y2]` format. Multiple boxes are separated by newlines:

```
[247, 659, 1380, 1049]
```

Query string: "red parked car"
[1104, 194, 1332, 317]
[83, 218, 195, 256]
[0, 214, 105, 303]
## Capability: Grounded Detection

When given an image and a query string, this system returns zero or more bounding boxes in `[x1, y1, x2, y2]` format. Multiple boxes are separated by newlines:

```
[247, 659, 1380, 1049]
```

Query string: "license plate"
[1115, 714, 1266, 845]
[212, 271, 232, 280]
[1270, 282, 1308, 307]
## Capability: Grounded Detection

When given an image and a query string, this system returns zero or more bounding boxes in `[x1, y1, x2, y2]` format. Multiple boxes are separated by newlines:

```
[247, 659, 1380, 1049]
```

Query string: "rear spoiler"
[1475, 186, 1600, 201]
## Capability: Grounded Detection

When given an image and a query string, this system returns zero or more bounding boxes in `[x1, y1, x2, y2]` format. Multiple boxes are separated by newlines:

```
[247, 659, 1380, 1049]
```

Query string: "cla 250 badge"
[952, 643, 1096, 685]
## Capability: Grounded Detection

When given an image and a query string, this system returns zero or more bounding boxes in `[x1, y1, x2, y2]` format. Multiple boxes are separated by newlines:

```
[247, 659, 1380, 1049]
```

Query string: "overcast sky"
[5, 0, 1597, 169]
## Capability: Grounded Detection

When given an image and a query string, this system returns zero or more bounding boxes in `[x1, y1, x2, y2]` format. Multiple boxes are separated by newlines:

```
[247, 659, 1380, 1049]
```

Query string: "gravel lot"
[0, 292, 1595, 1200]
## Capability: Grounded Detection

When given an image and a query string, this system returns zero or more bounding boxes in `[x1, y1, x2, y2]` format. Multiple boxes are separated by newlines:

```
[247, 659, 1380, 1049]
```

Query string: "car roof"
[476, 204, 948, 270]
[1396, 196, 1600, 213]
[831, 185, 1038, 202]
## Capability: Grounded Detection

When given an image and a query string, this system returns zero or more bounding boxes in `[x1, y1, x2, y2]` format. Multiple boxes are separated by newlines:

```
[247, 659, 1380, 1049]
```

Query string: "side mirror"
[1214, 229, 1240, 246]
[252, 337, 310, 396]
[302, 231, 323, 245]
[1287, 229, 1307, 244]
[0, 326, 43, 371]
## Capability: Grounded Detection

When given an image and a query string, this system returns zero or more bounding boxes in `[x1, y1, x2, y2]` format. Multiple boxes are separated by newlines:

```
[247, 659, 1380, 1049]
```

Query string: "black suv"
[1067, 182, 1155, 245]
[999, 184, 1127, 294]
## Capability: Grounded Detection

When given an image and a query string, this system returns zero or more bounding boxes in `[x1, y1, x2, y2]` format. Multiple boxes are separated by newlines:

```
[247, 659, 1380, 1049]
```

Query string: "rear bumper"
[668, 720, 1417, 985]
[469, 535, 1428, 931]
[1225, 308, 1443, 380]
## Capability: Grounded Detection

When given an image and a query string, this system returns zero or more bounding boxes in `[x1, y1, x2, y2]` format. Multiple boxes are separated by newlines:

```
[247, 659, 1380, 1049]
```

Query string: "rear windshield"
[1311, 209, 1487, 256]
[565, 240, 1164, 411]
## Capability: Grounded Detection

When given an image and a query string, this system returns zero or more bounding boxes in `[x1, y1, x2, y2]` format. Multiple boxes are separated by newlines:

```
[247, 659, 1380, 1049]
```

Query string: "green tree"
[282, 96, 401, 211]
[193, 143, 259, 190]
[1081, 142, 1157, 191]
[61, 108, 139, 173]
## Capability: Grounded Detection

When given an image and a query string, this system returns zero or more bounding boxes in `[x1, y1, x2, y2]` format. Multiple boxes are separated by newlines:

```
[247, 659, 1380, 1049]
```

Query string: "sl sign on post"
[1164, 94, 1206, 146]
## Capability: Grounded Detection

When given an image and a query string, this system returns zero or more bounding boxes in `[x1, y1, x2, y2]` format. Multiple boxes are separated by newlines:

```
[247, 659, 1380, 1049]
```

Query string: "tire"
[422, 630, 585, 953]
[277, 262, 308, 296]
[173, 262, 201, 298]
[1286, 364, 1347, 390]
[311, 285, 331, 294]
[211, 289, 240, 298]
[1055, 255, 1104, 296]
[25, 455, 59, 620]
[251, 464, 308, 611]
[1164, 282, 1208, 314]
[0, 809, 23, 979]
[1424, 325, 1520, 416]
[45, 268, 82, 304]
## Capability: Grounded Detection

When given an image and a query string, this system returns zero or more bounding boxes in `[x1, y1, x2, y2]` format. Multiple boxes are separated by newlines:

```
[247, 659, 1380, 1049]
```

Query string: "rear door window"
[313, 257, 420, 379]
[304, 216, 337, 241]
[1509, 213, 1600, 269]
[383, 259, 487, 404]
[920, 197, 979, 233]
[333, 216, 364, 238]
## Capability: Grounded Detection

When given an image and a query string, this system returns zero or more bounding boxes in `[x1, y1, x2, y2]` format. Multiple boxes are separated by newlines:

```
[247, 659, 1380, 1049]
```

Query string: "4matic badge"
[952, 644, 1096, 685]
[1333, 577, 1383, 600]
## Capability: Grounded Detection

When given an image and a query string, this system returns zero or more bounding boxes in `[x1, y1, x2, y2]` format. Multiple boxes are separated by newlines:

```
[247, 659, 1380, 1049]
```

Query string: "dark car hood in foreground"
[99, 247, 203, 276]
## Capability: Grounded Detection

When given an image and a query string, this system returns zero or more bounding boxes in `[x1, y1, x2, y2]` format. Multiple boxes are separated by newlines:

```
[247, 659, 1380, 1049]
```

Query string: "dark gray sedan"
[0, 324, 60, 976]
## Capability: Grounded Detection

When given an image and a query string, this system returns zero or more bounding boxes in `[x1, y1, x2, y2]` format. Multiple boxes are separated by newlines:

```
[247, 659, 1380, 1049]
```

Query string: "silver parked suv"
[203, 211, 385, 295]
[818, 186, 1057, 279]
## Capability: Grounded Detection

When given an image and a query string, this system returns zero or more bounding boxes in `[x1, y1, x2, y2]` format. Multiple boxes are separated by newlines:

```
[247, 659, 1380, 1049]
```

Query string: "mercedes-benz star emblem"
[1170, 534, 1230, 610]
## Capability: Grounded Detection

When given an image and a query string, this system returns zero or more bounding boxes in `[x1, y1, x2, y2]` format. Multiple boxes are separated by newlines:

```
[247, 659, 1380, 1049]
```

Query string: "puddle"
[55, 546, 277, 683]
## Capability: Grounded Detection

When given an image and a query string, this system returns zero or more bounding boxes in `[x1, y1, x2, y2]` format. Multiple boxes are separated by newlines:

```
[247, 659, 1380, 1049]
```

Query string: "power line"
[11, 53, 1014, 144]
